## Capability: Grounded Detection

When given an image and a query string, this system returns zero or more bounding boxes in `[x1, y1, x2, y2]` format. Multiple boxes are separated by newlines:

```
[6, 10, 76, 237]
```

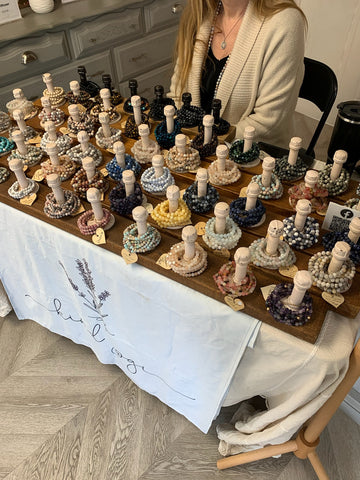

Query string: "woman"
[168, 0, 306, 147]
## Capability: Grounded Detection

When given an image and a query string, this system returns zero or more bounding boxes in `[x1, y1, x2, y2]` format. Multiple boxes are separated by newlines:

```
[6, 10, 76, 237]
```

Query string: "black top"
[200, 48, 228, 114]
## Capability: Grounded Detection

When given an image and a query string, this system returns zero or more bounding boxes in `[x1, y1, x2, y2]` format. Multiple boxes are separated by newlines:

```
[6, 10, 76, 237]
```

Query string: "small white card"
[0, 0, 22, 26]
[322, 201, 360, 231]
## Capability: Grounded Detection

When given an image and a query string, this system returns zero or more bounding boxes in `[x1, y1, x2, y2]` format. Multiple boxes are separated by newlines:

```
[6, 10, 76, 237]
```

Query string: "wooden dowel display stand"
[47, 173, 65, 205]
[328, 241, 350, 274]
[13, 109, 28, 135]
[8, 158, 30, 190]
[68, 104, 81, 123]
[245, 183, 260, 210]
[233, 247, 251, 284]
[87, 187, 115, 230]
[304, 169, 318, 188]
[330, 150, 347, 181]
[11, 130, 28, 156]
[348, 217, 360, 243]
[82, 156, 96, 183]
[182, 225, 197, 261]
[262, 157, 275, 188]
[164, 105, 175, 134]
[243, 126, 255, 153]
[131, 95, 142, 126]
[122, 170, 135, 196]
[266, 219, 283, 256]
[203, 115, 214, 145]
[196, 168, 208, 198]
[167, 184, 180, 213]
[288, 137, 302, 166]
[294, 199, 312, 231]
[214, 202, 229, 235]
[284, 270, 312, 309]
[46, 142, 60, 166]
[132, 205, 148, 237]
[114, 141, 126, 168]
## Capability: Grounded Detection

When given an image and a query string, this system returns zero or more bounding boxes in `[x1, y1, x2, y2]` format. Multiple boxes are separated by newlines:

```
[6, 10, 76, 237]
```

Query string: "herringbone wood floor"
[2, 115, 360, 479]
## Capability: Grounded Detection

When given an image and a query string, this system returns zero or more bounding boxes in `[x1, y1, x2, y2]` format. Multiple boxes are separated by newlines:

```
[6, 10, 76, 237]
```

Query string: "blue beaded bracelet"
[154, 119, 181, 149]
[140, 166, 174, 194]
[0, 136, 15, 155]
[109, 181, 143, 216]
[229, 197, 266, 228]
[183, 181, 219, 214]
[106, 155, 141, 181]
[283, 215, 319, 250]
[266, 283, 312, 326]
[123, 223, 161, 253]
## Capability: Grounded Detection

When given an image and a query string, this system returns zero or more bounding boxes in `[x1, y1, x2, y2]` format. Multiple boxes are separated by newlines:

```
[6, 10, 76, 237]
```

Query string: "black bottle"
[149, 85, 176, 121]
[77, 66, 101, 98]
[123, 79, 149, 113]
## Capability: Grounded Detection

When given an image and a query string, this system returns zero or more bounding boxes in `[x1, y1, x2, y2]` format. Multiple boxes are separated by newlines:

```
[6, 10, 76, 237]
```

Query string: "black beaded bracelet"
[229, 197, 266, 228]
[191, 131, 218, 157]
[109, 181, 143, 215]
[229, 140, 260, 165]
[149, 98, 176, 121]
[183, 181, 219, 214]
[322, 230, 360, 265]
[176, 105, 205, 128]
[274, 156, 307, 181]
[154, 119, 181, 149]
[124, 114, 149, 139]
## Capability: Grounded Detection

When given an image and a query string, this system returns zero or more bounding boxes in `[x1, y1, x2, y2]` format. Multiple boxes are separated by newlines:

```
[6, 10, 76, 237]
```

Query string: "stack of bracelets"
[90, 105, 119, 124]
[167, 241, 207, 277]
[7, 98, 37, 119]
[9, 125, 37, 141]
[140, 166, 175, 195]
[0, 136, 15, 155]
[191, 131, 218, 157]
[266, 284, 312, 326]
[0, 111, 11, 132]
[77, 208, 113, 235]
[67, 112, 95, 137]
[203, 217, 242, 250]
[95, 126, 122, 150]
[71, 169, 109, 199]
[109, 181, 143, 215]
[66, 90, 93, 109]
[288, 182, 328, 212]
[318, 164, 350, 195]
[154, 119, 182, 149]
[322, 230, 360, 265]
[8, 145, 43, 167]
[42, 87, 65, 106]
[151, 198, 191, 228]
[43, 190, 81, 218]
[149, 98, 176, 121]
[282, 215, 319, 250]
[0, 166, 10, 183]
[8, 178, 38, 199]
[165, 145, 201, 172]
[94, 90, 122, 107]
[183, 182, 219, 214]
[123, 223, 161, 253]
[106, 154, 141, 181]
[124, 114, 149, 139]
[208, 158, 240, 185]
[274, 156, 307, 181]
[213, 117, 230, 135]
[40, 156, 78, 181]
[214, 261, 256, 296]
[176, 105, 205, 128]
[229, 197, 266, 228]
[249, 174, 283, 200]
[229, 139, 260, 166]
[308, 251, 355, 293]
[249, 238, 296, 269]
[123, 96, 149, 114]
[38, 107, 65, 127]
[131, 138, 161, 164]
[68, 143, 102, 166]
[40, 132, 72, 155]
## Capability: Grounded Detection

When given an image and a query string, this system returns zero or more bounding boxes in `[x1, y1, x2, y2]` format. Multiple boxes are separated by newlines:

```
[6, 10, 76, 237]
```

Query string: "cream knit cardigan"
[168, 2, 305, 147]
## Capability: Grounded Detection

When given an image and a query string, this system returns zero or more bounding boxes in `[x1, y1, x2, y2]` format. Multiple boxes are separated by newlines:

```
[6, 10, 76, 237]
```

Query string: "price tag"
[279, 265, 298, 278]
[20, 193, 37, 206]
[71, 204, 86, 216]
[32, 169, 45, 182]
[121, 248, 138, 264]
[92, 227, 106, 245]
[100, 167, 109, 177]
[261, 284, 276, 301]
[195, 221, 206, 236]
[156, 253, 171, 270]
[27, 135, 42, 145]
[322, 292, 344, 308]
[239, 187, 247, 197]
[224, 296, 244, 311]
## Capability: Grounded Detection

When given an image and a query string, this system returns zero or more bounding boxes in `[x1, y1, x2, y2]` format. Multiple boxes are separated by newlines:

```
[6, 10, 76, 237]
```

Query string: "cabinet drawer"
[144, 0, 185, 31]
[70, 9, 142, 58]
[0, 32, 69, 88]
[119, 63, 174, 101]
[114, 26, 177, 82]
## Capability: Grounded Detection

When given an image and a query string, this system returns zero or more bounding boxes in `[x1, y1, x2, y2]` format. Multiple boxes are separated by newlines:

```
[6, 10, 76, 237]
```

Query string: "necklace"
[219, 4, 247, 50]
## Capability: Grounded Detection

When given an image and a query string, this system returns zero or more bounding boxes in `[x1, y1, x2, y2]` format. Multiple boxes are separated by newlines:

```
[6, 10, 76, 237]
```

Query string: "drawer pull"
[130, 53, 147, 63]
[21, 51, 38, 65]
[172, 3, 183, 14]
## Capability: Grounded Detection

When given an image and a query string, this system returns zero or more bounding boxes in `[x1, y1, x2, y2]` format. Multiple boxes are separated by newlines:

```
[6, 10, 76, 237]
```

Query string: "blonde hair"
[174, 0, 306, 97]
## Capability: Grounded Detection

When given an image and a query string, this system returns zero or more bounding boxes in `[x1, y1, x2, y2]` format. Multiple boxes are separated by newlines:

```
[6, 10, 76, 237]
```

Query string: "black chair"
[298, 57, 338, 157]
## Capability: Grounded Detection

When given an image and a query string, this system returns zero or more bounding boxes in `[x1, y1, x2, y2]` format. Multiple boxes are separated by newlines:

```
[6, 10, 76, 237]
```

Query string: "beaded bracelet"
[266, 283, 312, 326]
[0, 111, 11, 133]
[123, 96, 149, 114]
[283, 215, 319, 250]
[0, 136, 15, 155]
[109, 181, 143, 216]
[149, 98, 176, 121]
[322, 231, 360, 266]
[176, 105, 205, 128]
[90, 104, 119, 124]
[229, 197, 266, 228]
[94, 90, 122, 107]
[40, 157, 78, 181]
[140, 166, 175, 195]
[154, 119, 181, 149]
[38, 107, 65, 127]
[249, 238, 296, 269]
[308, 251, 355, 293]
[165, 145, 201, 172]
[167, 241, 207, 277]
[44, 190, 81, 218]
[106, 154, 141, 181]
[71, 169, 109, 199]
[66, 90, 93, 109]
[229, 139, 260, 166]
[274, 155, 307, 181]
[191, 131, 218, 158]
[213, 118, 230, 136]
[77, 208, 113, 235]
[288, 182, 328, 212]
[214, 261, 256, 297]
[203, 217, 242, 250]
[8, 145, 44, 167]
[8, 178, 37, 199]
[68, 112, 95, 137]
[95, 126, 122, 150]
[345, 198, 360, 209]
[40, 132, 72, 156]
[318, 164, 350, 195]
[183, 182, 219, 214]
[123, 223, 161, 253]
[250, 174, 283, 200]
[68, 143, 103, 166]
[131, 138, 161, 164]
[43, 87, 65, 107]
[9, 125, 38, 141]
[7, 99, 37, 119]
[124, 114, 149, 139]
[0, 166, 10, 183]
[151, 198, 191, 228]
[208, 159, 240, 185]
